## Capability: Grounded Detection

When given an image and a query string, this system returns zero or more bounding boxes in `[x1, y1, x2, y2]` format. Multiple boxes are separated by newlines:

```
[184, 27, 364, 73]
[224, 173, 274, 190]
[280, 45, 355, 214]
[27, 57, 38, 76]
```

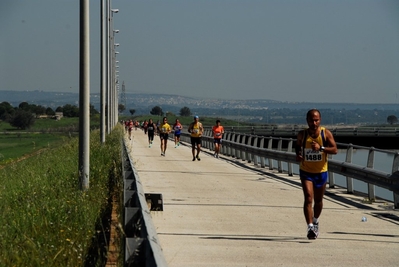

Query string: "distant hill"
[1, 90, 398, 124]
[1, 90, 397, 111]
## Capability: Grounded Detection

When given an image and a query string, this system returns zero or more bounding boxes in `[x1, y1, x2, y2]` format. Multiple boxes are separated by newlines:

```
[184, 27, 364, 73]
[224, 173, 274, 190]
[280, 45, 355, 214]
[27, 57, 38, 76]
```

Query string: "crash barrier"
[180, 130, 399, 208]
[205, 125, 399, 138]
[122, 140, 168, 267]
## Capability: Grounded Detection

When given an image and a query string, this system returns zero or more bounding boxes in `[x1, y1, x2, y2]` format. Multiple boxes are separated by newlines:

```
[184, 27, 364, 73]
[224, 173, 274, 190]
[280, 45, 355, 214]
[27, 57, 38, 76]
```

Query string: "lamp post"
[100, 0, 107, 143]
[79, 0, 90, 189]
[106, 5, 119, 133]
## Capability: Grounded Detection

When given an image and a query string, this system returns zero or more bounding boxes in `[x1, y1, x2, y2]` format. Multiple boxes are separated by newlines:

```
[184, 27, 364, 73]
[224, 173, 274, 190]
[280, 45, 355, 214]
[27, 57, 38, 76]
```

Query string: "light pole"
[106, 5, 119, 133]
[79, 0, 90, 189]
[100, 0, 107, 143]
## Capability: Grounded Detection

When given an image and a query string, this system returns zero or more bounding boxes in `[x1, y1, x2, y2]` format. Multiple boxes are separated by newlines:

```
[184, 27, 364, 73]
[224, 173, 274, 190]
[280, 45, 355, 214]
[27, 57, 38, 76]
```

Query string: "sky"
[1, 0, 399, 104]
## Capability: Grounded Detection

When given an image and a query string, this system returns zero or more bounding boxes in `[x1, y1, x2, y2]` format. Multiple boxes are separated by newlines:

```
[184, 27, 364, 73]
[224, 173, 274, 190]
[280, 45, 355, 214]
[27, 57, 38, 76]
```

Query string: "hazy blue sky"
[1, 0, 398, 103]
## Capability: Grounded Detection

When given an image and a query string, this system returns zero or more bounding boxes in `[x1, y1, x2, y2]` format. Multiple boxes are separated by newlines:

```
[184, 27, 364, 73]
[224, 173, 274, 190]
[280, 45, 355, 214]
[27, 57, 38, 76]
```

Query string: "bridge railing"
[121, 140, 168, 267]
[180, 130, 399, 208]
[202, 125, 399, 137]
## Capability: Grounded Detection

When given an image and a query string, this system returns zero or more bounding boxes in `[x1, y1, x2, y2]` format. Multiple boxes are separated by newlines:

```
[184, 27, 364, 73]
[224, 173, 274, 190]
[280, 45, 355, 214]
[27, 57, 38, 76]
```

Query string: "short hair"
[306, 109, 321, 120]
[216, 120, 221, 123]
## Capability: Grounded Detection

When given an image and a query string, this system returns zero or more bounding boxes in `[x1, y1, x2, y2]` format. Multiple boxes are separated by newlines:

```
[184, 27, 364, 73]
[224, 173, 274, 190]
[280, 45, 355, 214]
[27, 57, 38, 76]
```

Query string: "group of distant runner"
[123, 116, 225, 160]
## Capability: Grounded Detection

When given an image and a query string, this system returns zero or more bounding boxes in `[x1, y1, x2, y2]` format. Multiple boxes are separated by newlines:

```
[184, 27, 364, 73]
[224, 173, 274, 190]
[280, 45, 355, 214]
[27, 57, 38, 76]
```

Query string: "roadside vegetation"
[0, 127, 123, 266]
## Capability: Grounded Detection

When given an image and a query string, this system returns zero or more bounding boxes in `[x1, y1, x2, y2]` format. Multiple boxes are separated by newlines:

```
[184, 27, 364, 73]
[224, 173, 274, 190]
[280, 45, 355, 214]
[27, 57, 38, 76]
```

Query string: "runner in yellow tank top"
[296, 109, 337, 240]
[188, 116, 203, 161]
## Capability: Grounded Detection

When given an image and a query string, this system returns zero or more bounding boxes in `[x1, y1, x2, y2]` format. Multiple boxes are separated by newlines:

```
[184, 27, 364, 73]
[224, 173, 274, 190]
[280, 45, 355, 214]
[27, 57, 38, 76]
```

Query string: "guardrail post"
[235, 134, 242, 160]
[246, 135, 252, 163]
[204, 129, 211, 151]
[267, 137, 273, 170]
[241, 135, 247, 161]
[327, 154, 335, 188]
[253, 136, 259, 166]
[392, 153, 399, 207]
[259, 137, 266, 168]
[287, 139, 294, 176]
[366, 148, 376, 201]
[277, 138, 283, 173]
[346, 145, 354, 193]
[221, 132, 228, 156]
[231, 133, 237, 158]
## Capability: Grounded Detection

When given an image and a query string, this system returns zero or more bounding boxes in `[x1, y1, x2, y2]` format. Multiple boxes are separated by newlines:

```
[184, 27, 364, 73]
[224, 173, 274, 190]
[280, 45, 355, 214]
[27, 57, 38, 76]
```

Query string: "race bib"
[161, 127, 167, 133]
[304, 148, 323, 162]
[194, 129, 199, 134]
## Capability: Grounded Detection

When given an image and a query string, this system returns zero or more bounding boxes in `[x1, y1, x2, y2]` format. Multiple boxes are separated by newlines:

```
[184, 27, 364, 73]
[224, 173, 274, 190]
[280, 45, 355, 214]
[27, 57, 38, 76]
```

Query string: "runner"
[212, 119, 224, 158]
[146, 118, 157, 147]
[188, 115, 204, 161]
[158, 117, 171, 156]
[172, 119, 183, 148]
[128, 119, 133, 140]
[143, 120, 148, 134]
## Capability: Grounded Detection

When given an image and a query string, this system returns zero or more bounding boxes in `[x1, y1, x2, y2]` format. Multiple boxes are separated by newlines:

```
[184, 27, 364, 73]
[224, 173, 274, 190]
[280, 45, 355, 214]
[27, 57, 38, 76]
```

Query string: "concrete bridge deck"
[125, 130, 399, 267]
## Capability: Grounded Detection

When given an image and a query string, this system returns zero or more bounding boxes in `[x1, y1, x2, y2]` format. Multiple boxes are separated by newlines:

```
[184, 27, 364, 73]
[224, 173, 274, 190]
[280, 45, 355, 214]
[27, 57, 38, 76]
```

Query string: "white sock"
[313, 217, 319, 224]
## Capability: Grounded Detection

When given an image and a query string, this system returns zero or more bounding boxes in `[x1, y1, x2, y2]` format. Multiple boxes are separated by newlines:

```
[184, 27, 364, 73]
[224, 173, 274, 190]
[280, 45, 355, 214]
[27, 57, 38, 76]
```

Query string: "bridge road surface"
[125, 130, 399, 267]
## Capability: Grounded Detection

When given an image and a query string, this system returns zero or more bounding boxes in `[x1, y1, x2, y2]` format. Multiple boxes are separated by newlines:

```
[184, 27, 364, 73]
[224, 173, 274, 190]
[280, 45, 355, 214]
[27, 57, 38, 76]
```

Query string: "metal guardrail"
[179, 130, 399, 208]
[121, 140, 168, 267]
[202, 125, 399, 138]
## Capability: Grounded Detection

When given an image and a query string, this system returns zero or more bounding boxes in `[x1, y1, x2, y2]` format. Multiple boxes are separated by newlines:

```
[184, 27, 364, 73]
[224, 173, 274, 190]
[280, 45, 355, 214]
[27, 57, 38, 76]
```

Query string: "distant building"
[55, 112, 63, 120]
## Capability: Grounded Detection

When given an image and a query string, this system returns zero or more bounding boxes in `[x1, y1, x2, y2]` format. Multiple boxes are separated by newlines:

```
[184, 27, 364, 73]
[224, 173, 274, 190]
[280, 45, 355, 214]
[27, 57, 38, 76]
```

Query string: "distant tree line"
[0, 101, 98, 130]
[147, 105, 192, 117]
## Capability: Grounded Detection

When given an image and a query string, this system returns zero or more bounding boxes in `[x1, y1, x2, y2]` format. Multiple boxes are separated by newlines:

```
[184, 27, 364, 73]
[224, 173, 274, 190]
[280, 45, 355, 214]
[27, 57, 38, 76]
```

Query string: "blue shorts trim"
[300, 170, 328, 188]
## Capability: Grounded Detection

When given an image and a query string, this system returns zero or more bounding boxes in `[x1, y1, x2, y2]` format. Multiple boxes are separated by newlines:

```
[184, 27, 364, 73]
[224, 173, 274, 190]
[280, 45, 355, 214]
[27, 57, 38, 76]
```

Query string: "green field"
[0, 133, 68, 165]
[0, 116, 100, 165]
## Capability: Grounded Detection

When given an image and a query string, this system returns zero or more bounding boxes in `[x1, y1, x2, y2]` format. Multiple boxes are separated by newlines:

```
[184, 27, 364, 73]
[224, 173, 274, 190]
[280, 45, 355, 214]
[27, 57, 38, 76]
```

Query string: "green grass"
[0, 133, 67, 165]
[0, 116, 101, 165]
[0, 126, 123, 266]
[0, 116, 100, 133]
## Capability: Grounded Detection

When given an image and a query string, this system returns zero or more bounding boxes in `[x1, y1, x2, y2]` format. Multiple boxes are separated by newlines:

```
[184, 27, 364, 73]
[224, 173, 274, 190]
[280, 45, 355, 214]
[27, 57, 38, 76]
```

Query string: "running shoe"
[313, 222, 319, 238]
[307, 225, 318, 240]
[192, 157, 196, 161]
[196, 155, 201, 161]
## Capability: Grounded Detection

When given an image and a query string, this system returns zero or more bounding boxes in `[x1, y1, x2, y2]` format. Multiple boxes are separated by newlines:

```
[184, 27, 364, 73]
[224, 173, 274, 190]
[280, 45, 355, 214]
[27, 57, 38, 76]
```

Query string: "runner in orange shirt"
[212, 119, 224, 158]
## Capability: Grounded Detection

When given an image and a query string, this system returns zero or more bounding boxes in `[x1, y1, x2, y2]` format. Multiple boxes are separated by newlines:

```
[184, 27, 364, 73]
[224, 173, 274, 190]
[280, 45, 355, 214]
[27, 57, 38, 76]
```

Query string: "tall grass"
[0, 126, 123, 266]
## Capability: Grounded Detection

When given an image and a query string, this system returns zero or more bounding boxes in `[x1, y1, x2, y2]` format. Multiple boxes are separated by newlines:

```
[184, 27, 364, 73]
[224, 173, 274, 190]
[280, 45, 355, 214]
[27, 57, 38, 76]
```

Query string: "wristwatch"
[320, 146, 325, 152]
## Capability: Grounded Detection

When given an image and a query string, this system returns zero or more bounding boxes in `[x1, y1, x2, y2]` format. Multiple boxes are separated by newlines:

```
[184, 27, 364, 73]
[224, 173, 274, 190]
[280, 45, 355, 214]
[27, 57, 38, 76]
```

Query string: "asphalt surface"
[126, 130, 399, 267]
